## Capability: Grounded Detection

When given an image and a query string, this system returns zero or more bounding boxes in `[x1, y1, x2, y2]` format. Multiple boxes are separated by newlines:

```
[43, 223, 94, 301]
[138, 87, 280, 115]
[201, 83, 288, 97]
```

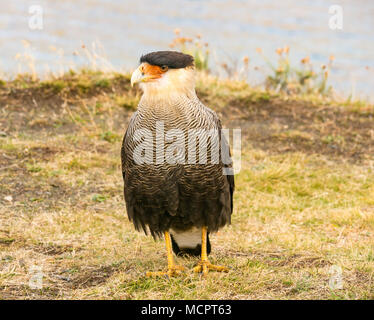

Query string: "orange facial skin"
[140, 62, 168, 82]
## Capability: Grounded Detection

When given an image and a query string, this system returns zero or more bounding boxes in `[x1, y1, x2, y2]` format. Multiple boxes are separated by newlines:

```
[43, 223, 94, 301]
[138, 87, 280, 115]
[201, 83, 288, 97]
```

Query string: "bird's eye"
[161, 65, 168, 72]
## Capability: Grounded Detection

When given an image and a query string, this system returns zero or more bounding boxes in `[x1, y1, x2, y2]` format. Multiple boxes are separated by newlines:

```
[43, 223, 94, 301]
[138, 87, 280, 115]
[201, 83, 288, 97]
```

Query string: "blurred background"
[1, 0, 374, 101]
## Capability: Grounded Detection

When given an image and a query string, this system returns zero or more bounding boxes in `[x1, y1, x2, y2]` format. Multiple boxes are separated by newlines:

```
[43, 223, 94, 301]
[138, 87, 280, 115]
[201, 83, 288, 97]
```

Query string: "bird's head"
[131, 51, 196, 100]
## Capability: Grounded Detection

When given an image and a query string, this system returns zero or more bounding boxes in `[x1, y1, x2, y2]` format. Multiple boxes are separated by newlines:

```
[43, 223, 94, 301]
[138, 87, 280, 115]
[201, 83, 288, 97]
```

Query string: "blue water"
[1, 0, 373, 100]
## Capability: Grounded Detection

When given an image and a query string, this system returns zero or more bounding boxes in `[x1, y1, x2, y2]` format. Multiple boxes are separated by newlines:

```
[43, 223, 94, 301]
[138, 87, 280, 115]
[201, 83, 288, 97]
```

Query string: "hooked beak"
[130, 66, 145, 87]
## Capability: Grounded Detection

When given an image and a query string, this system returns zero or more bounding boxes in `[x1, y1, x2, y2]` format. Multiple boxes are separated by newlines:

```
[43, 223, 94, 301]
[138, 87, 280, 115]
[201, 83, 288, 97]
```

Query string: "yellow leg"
[146, 231, 185, 278]
[193, 226, 229, 276]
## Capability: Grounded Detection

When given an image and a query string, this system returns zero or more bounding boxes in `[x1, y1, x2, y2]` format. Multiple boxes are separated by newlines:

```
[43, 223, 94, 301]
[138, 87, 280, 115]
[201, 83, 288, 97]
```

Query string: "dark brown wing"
[121, 102, 234, 237]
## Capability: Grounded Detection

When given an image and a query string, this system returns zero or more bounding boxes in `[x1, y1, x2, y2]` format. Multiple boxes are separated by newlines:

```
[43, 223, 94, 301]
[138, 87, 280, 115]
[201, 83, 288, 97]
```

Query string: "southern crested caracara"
[121, 51, 234, 277]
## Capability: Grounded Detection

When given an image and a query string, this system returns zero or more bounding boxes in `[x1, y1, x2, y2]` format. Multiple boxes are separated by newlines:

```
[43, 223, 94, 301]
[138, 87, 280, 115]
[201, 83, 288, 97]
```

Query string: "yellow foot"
[145, 265, 186, 278]
[193, 260, 229, 276]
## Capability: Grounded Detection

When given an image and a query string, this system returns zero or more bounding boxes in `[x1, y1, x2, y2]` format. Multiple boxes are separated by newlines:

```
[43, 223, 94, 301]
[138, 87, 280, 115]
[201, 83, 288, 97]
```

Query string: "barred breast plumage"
[121, 93, 234, 245]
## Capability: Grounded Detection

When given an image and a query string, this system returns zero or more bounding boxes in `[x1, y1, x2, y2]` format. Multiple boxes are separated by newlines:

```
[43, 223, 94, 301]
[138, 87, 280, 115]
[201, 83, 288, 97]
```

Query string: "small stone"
[0, 131, 7, 137]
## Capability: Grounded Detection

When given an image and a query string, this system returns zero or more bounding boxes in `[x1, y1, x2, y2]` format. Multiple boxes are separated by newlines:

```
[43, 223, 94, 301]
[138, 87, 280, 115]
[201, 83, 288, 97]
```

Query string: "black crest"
[140, 51, 194, 69]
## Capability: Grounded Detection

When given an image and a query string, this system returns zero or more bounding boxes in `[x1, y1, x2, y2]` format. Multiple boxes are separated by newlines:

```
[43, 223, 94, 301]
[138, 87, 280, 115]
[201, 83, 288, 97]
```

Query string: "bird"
[121, 51, 234, 277]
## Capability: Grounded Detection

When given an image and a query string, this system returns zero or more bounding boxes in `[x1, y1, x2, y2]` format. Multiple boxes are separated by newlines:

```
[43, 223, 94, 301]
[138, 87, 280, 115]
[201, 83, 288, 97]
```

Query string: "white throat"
[140, 68, 197, 103]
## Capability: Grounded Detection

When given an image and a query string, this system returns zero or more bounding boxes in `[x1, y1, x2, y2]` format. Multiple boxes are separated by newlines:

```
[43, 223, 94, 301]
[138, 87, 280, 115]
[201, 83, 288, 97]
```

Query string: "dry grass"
[0, 72, 373, 300]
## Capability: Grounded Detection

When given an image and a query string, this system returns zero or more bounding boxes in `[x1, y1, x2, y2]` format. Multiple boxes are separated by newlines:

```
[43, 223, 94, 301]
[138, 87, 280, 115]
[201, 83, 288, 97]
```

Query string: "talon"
[193, 264, 202, 273]
[192, 227, 229, 276]
[193, 260, 229, 275]
[145, 232, 186, 278]
[145, 271, 165, 278]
